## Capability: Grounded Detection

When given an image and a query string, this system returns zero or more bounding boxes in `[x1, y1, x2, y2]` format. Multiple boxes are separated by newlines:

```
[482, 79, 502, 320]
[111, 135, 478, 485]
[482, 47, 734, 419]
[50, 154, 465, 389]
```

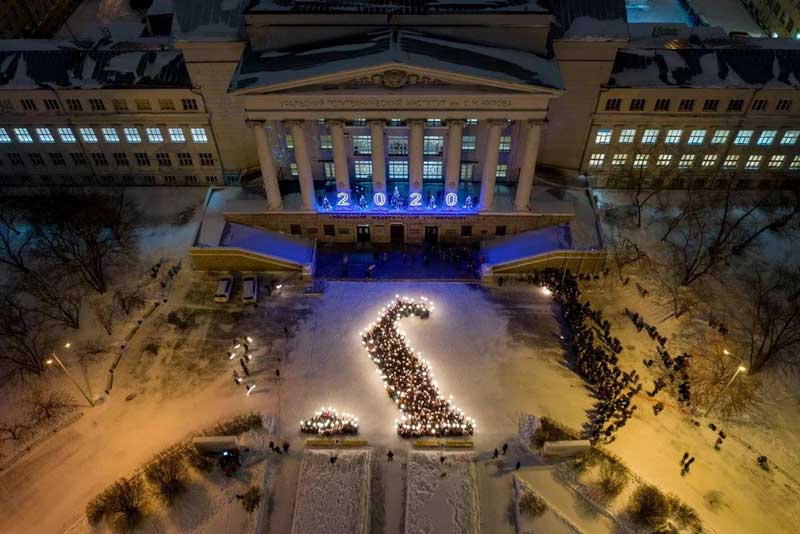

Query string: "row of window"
[289, 133, 511, 156]
[588, 152, 800, 171]
[305, 160, 510, 181]
[1, 97, 199, 113]
[312, 222, 507, 238]
[1, 174, 223, 186]
[603, 96, 793, 114]
[594, 127, 799, 147]
[0, 151, 216, 168]
[0, 126, 209, 145]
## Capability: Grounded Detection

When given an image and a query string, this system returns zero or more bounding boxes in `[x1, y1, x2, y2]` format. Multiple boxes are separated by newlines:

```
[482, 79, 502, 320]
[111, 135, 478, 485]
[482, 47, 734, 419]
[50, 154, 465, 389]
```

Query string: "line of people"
[230, 337, 257, 396]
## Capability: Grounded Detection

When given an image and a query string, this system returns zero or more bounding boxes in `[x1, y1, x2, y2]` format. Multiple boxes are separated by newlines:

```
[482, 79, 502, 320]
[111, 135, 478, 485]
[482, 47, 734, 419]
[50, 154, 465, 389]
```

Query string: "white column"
[285, 120, 315, 210]
[249, 120, 282, 211]
[368, 120, 387, 199]
[444, 119, 466, 204]
[408, 119, 425, 197]
[514, 120, 543, 212]
[328, 120, 350, 195]
[479, 119, 505, 213]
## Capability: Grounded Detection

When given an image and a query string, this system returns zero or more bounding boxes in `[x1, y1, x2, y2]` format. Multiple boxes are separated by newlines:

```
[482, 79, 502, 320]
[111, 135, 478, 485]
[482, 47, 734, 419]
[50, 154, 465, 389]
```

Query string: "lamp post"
[45, 345, 95, 407]
[703, 351, 746, 417]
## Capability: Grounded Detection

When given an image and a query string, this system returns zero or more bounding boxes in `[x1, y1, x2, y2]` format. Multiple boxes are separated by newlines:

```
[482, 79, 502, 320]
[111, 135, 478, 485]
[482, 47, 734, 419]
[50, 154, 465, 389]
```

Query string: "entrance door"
[424, 225, 438, 244]
[356, 225, 371, 243]
[390, 224, 404, 244]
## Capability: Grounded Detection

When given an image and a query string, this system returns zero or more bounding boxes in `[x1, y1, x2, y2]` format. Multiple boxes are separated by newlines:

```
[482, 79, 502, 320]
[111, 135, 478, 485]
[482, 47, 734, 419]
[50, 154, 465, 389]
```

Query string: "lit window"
[461, 135, 476, 151]
[319, 134, 333, 150]
[459, 163, 474, 180]
[641, 129, 659, 144]
[723, 155, 740, 169]
[790, 156, 800, 170]
[352, 119, 366, 126]
[290, 163, 298, 176]
[354, 161, 372, 179]
[123, 127, 141, 144]
[687, 129, 706, 145]
[678, 154, 695, 168]
[168, 127, 185, 143]
[423, 135, 444, 155]
[781, 130, 799, 145]
[656, 154, 672, 166]
[768, 155, 786, 169]
[146, 127, 163, 143]
[423, 161, 442, 180]
[633, 154, 649, 168]
[734, 130, 753, 145]
[323, 162, 335, 179]
[499, 135, 512, 151]
[595, 129, 612, 144]
[353, 135, 371, 155]
[35, 127, 55, 143]
[589, 153, 606, 167]
[426, 119, 442, 126]
[745, 155, 763, 170]
[0, 128, 11, 143]
[711, 129, 730, 144]
[611, 154, 627, 166]
[664, 129, 682, 144]
[190, 127, 208, 143]
[388, 136, 408, 155]
[79, 128, 98, 143]
[57, 127, 76, 143]
[14, 127, 33, 143]
[701, 154, 718, 167]
[286, 134, 294, 149]
[496, 164, 508, 178]
[466, 118, 478, 125]
[618, 129, 636, 143]
[389, 161, 408, 180]
[102, 127, 120, 143]
[757, 130, 777, 146]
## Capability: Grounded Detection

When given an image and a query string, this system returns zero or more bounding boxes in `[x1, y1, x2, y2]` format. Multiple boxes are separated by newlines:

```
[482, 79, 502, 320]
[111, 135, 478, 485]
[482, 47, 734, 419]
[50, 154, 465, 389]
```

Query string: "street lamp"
[703, 352, 746, 417]
[45, 344, 95, 407]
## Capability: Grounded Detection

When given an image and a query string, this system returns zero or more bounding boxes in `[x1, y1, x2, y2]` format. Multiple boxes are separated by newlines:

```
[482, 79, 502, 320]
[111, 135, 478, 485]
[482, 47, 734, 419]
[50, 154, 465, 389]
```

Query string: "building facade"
[0, 0, 80, 38]
[742, 0, 799, 37]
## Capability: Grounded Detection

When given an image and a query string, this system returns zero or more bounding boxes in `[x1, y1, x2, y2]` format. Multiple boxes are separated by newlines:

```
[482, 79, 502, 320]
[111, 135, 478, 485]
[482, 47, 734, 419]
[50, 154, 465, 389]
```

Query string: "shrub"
[239, 486, 262, 513]
[629, 484, 670, 528]
[145, 452, 188, 505]
[519, 489, 547, 518]
[532, 417, 579, 449]
[105, 477, 147, 532]
[199, 412, 263, 437]
[571, 447, 604, 474]
[85, 488, 112, 526]
[667, 494, 702, 531]
[183, 445, 215, 472]
[599, 459, 630, 495]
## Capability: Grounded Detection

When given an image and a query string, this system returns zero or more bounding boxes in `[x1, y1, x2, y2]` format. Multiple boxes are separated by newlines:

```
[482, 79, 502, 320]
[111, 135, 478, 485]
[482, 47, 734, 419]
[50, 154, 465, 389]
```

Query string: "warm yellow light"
[45, 358, 54, 365]
[738, 365, 747, 372]
[723, 349, 730, 355]
[64, 342, 71, 349]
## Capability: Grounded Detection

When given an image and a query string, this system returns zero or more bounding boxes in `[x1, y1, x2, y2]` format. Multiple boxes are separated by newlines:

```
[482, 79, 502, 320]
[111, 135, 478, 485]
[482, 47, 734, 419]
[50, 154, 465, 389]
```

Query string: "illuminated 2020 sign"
[326, 191, 470, 212]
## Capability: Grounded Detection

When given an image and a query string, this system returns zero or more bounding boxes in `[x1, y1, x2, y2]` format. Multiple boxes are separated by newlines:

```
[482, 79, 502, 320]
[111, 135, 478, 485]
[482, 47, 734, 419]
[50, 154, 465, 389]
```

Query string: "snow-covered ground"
[291, 449, 371, 534]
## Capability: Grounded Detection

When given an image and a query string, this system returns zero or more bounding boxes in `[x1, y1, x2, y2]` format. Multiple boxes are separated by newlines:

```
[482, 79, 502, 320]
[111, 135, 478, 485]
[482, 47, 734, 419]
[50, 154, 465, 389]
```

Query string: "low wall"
[482, 249, 607, 282]
[189, 246, 313, 278]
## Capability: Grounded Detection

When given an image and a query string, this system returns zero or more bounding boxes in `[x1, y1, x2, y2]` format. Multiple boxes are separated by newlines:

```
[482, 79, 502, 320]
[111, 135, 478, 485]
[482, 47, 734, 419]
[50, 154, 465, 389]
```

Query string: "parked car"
[214, 274, 234, 303]
[242, 274, 258, 303]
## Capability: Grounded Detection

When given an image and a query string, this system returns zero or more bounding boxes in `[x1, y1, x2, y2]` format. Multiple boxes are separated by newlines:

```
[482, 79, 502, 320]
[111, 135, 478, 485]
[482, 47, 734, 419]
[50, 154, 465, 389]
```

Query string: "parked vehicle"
[214, 274, 234, 303]
[242, 274, 258, 303]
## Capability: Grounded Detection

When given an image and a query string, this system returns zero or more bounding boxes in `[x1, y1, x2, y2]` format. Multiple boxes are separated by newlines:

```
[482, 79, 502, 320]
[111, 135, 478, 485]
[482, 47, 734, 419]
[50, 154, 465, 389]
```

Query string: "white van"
[242, 274, 258, 304]
[214, 274, 234, 303]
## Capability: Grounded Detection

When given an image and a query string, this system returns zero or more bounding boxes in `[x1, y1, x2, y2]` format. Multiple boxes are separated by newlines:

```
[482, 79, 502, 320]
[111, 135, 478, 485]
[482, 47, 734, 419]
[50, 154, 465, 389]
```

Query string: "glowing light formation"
[300, 406, 359, 436]
[361, 295, 475, 437]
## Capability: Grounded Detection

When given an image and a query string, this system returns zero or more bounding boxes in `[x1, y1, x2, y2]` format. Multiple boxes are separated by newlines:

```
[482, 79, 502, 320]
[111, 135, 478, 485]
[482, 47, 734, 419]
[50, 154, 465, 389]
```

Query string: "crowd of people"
[230, 336, 257, 395]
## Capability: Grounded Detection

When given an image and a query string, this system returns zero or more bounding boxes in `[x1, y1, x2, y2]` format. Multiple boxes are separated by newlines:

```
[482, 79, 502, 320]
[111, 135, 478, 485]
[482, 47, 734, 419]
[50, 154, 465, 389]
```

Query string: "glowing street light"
[45, 346, 95, 407]
[703, 353, 747, 417]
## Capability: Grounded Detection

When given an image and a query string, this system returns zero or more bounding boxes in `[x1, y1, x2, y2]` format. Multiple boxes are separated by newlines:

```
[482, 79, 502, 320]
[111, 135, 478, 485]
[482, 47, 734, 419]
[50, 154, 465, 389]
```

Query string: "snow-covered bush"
[532, 417, 579, 449]
[629, 484, 670, 528]
[105, 477, 148, 532]
[145, 452, 187, 505]
[599, 459, 630, 496]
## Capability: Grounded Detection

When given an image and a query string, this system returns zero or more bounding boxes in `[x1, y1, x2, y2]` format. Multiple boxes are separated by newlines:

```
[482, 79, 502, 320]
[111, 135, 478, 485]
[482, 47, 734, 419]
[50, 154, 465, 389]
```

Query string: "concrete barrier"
[413, 439, 474, 449]
[192, 435, 240, 455]
[305, 438, 368, 448]
[543, 440, 592, 458]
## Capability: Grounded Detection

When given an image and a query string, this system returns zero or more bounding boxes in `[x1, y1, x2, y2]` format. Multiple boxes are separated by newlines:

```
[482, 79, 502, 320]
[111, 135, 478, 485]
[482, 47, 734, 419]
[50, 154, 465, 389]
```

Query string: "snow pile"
[405, 451, 479, 534]
[291, 449, 371, 534]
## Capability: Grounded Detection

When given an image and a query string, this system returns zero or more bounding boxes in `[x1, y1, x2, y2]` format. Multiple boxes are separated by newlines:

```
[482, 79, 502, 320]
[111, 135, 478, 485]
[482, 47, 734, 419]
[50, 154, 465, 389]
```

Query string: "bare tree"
[26, 387, 75, 423]
[92, 301, 115, 336]
[114, 283, 147, 317]
[16, 267, 84, 329]
[0, 420, 32, 442]
[0, 292, 53, 378]
[0, 196, 35, 273]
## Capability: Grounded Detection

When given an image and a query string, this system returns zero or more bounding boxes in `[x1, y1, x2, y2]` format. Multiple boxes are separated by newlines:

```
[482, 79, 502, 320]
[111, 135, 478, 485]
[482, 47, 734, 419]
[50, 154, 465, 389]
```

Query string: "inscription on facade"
[275, 97, 518, 110]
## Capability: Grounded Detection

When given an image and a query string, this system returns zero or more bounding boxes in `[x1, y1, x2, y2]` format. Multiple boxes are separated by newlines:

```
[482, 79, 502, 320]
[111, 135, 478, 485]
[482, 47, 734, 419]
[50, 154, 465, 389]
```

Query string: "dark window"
[751, 99, 768, 111]
[66, 98, 82, 111]
[461, 225, 472, 237]
[89, 98, 105, 111]
[44, 99, 59, 111]
[177, 152, 193, 166]
[156, 153, 172, 166]
[290, 224, 302, 235]
[184, 175, 197, 184]
[678, 98, 695, 111]
[29, 153, 45, 166]
[199, 152, 214, 166]
[91, 153, 109, 166]
[112, 99, 128, 111]
[20, 98, 37, 111]
[113, 152, 129, 166]
[135, 153, 150, 166]
[703, 99, 719, 111]
[629, 98, 645, 111]
[70, 152, 88, 166]
[777, 99, 793, 111]
[324, 224, 335, 236]
[165, 175, 177, 184]
[8, 153, 24, 167]
[727, 99, 744, 112]
[143, 175, 155, 184]
[181, 98, 198, 111]
[495, 225, 507, 236]
[205, 175, 218, 183]
[49, 153, 66, 166]
[654, 98, 671, 111]
[604, 98, 621, 111]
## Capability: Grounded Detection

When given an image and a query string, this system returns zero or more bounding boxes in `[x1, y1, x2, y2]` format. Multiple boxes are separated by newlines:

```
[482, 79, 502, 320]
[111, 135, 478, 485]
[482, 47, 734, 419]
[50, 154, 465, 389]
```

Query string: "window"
[426, 119, 442, 126]
[776, 99, 792, 111]
[181, 99, 198, 111]
[135, 153, 150, 166]
[751, 99, 768, 111]
[461, 225, 472, 237]
[423, 135, 444, 155]
[99, 127, 118, 143]
[0, 99, 12, 112]
[727, 99, 744, 112]
[629, 98, 645, 111]
[70, 153, 88, 166]
[0, 128, 10, 143]
[177, 152, 193, 166]
[618, 129, 636, 143]
[290, 224, 302, 235]
[388, 136, 408, 155]
[351, 119, 366, 126]
[135, 99, 151, 111]
[190, 127, 208, 143]
[89, 98, 105, 111]
[92, 153, 109, 166]
[589, 153, 606, 167]
[352, 135, 371, 155]
[461, 135, 476, 151]
[389, 161, 408, 180]
[678, 154, 695, 168]
[595, 128, 612, 144]
[703, 99, 719, 111]
[14, 127, 33, 143]
[324, 224, 336, 237]
[21, 98, 37, 111]
[354, 161, 372, 179]
[44, 99, 59, 111]
[654, 98, 671, 111]
[113, 153, 129, 166]
[158, 99, 175, 111]
[319, 134, 333, 150]
[156, 153, 172, 166]
[498, 135, 512, 151]
[460, 163, 474, 180]
[757, 130, 777, 145]
[641, 129, 659, 144]
[28, 153, 44, 166]
[723, 154, 740, 169]
[781, 130, 799, 145]
[284, 134, 295, 149]
[66, 99, 83, 111]
[745, 155, 763, 170]
[205, 175, 218, 184]
[734, 130, 753, 145]
[199, 153, 214, 166]
[496, 164, 508, 178]
[701, 154, 718, 167]
[164, 175, 177, 184]
[768, 155, 786, 169]
[790, 156, 800, 170]
[146, 127, 163, 143]
[495, 225, 507, 236]
[49, 153, 66, 166]
[423, 161, 442, 180]
[711, 129, 730, 144]
[388, 119, 402, 126]
[57, 127, 76, 143]
[168, 127, 185, 143]
[633, 154, 649, 168]
[35, 127, 55, 143]
[123, 127, 142, 144]
[323, 162, 335, 179]
[605, 98, 621, 111]
[657, 154, 673, 166]
[665, 129, 682, 144]
[8, 153, 24, 167]
[112, 99, 128, 111]
[687, 129, 706, 145]
[611, 154, 627, 166]
[184, 175, 197, 184]
[290, 163, 298, 176]
[466, 118, 478, 125]
[679, 98, 695, 111]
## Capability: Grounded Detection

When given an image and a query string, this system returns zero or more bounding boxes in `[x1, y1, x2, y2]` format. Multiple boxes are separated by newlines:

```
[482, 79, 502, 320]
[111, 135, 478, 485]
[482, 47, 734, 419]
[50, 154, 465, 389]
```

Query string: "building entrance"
[424, 225, 438, 244]
[356, 225, 371, 242]
[390, 224, 405, 244]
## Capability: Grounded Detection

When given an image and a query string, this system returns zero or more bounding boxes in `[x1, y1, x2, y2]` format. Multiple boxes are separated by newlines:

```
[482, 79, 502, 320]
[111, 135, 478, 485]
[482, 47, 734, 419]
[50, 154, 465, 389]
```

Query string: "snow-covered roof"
[229, 29, 563, 92]
[609, 47, 800, 88]
[219, 222, 315, 266]
[0, 41, 191, 90]
[482, 225, 573, 266]
[148, 0, 249, 41]
[545, 0, 629, 40]
[246, 0, 547, 14]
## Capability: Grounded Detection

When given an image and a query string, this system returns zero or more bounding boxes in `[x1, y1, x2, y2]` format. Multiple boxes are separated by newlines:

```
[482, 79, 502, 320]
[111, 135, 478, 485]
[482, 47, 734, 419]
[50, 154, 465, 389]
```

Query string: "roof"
[0, 42, 191, 90]
[609, 47, 800, 88]
[542, 0, 628, 40]
[246, 0, 547, 14]
[148, 0, 249, 41]
[219, 222, 316, 267]
[482, 225, 573, 267]
[229, 29, 563, 92]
